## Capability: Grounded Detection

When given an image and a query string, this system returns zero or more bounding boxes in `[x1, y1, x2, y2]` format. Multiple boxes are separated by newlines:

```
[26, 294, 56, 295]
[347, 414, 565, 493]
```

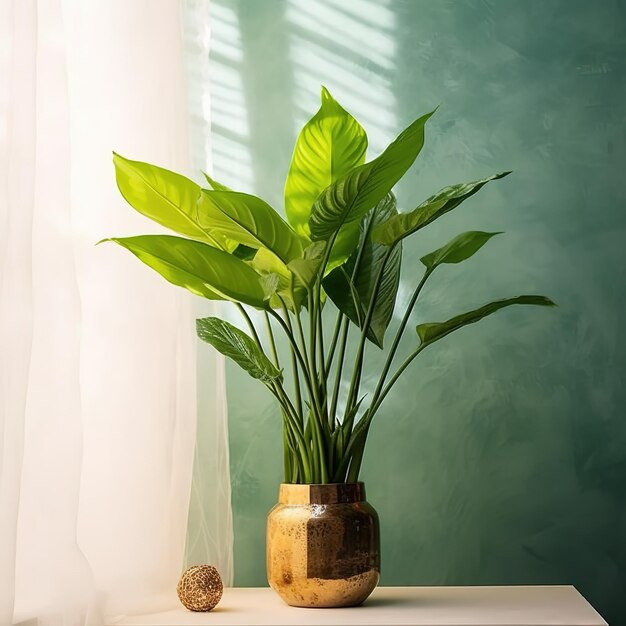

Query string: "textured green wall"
[207, 1, 626, 623]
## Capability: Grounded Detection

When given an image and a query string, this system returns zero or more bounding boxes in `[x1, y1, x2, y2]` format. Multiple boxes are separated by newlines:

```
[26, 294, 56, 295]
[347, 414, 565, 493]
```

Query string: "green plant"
[102, 87, 555, 484]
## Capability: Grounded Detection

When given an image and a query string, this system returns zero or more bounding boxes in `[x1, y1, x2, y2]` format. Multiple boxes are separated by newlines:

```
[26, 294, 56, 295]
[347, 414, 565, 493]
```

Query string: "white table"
[106, 586, 607, 626]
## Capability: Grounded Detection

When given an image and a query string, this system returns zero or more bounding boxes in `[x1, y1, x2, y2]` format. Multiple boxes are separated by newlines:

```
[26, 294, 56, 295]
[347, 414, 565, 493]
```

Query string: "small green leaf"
[373, 172, 511, 246]
[259, 273, 281, 301]
[309, 109, 436, 242]
[196, 317, 281, 383]
[250, 247, 302, 310]
[324, 194, 402, 348]
[285, 86, 367, 241]
[416, 295, 556, 346]
[101, 235, 267, 308]
[112, 153, 234, 251]
[420, 231, 502, 271]
[198, 190, 303, 263]
[287, 241, 327, 290]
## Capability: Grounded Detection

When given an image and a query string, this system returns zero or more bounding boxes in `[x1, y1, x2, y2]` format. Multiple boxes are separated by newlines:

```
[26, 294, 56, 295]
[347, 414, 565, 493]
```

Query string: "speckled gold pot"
[266, 482, 380, 608]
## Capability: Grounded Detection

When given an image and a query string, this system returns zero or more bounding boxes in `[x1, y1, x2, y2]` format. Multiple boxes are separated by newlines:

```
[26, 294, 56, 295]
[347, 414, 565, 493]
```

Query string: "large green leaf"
[198, 190, 303, 263]
[101, 235, 267, 308]
[416, 295, 556, 347]
[324, 194, 402, 348]
[309, 109, 436, 242]
[420, 231, 501, 271]
[373, 172, 510, 246]
[196, 317, 281, 383]
[112, 153, 234, 251]
[199, 176, 275, 262]
[285, 86, 367, 241]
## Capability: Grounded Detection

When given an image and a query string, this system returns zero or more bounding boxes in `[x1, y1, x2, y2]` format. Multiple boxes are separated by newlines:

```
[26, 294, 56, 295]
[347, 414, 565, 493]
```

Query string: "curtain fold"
[182, 0, 234, 585]
[0, 2, 37, 624]
[0, 1, 231, 624]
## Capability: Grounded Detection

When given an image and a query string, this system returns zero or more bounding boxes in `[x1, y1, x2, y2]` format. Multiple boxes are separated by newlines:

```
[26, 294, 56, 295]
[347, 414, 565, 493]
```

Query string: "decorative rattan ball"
[177, 565, 223, 612]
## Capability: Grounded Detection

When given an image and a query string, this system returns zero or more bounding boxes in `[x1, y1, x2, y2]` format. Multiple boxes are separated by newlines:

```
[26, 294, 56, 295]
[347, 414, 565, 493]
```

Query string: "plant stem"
[236, 303, 262, 345]
[278, 297, 303, 422]
[237, 304, 312, 482]
[370, 344, 426, 417]
[325, 309, 344, 376]
[369, 269, 431, 411]
[331, 407, 369, 482]
[307, 291, 319, 402]
[338, 343, 428, 483]
[268, 310, 326, 482]
[282, 421, 293, 481]
[341, 270, 431, 482]
[293, 305, 324, 423]
[343, 245, 395, 430]
[316, 296, 329, 428]
[271, 381, 312, 481]
[294, 307, 311, 373]
[269, 310, 312, 398]
[264, 311, 279, 367]
[346, 427, 368, 482]
[329, 315, 349, 429]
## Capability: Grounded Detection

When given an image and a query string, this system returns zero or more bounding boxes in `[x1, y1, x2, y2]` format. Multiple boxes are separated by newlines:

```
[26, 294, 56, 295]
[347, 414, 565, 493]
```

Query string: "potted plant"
[102, 87, 554, 608]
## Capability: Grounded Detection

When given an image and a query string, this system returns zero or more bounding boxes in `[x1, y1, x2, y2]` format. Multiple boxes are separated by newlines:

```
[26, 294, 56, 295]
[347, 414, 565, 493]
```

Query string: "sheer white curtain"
[0, 1, 232, 625]
[182, 0, 234, 582]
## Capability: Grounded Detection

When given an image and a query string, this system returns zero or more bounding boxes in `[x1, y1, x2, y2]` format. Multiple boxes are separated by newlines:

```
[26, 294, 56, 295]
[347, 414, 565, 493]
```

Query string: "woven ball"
[177, 565, 223, 612]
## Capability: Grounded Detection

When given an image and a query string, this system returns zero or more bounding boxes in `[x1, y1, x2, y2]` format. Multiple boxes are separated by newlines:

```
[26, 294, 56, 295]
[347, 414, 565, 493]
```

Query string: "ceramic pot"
[266, 482, 380, 608]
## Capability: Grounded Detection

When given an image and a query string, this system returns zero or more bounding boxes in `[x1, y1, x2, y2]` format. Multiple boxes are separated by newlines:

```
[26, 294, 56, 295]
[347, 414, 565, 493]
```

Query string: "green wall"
[207, 1, 626, 623]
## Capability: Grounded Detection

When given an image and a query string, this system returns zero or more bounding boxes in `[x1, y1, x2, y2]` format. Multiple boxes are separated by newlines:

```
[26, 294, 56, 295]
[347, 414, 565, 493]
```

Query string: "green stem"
[316, 296, 328, 427]
[277, 298, 303, 422]
[307, 291, 319, 400]
[332, 407, 369, 482]
[270, 311, 311, 396]
[237, 305, 311, 481]
[370, 344, 426, 418]
[338, 343, 428, 483]
[324, 309, 344, 376]
[282, 421, 293, 482]
[236, 303, 262, 345]
[264, 311, 279, 367]
[293, 305, 324, 422]
[346, 427, 368, 482]
[294, 307, 311, 374]
[369, 270, 430, 411]
[343, 245, 395, 431]
[271, 382, 312, 481]
[269, 308, 325, 453]
[343, 270, 432, 482]
[329, 315, 349, 429]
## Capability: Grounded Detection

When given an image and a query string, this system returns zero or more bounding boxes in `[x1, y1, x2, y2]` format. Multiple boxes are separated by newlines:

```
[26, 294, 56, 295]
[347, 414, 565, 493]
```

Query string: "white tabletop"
[106, 586, 607, 626]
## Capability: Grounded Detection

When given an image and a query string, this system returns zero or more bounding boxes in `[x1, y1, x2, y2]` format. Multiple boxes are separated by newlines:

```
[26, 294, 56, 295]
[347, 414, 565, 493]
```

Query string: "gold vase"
[266, 482, 380, 608]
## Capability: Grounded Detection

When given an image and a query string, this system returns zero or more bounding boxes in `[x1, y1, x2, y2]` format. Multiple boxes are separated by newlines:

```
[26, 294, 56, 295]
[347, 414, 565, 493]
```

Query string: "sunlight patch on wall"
[285, 0, 397, 155]
[209, 1, 254, 189]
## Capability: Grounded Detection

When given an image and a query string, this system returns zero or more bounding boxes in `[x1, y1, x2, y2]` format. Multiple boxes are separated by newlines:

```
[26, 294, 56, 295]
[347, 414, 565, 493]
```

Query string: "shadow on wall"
[205, 1, 626, 624]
